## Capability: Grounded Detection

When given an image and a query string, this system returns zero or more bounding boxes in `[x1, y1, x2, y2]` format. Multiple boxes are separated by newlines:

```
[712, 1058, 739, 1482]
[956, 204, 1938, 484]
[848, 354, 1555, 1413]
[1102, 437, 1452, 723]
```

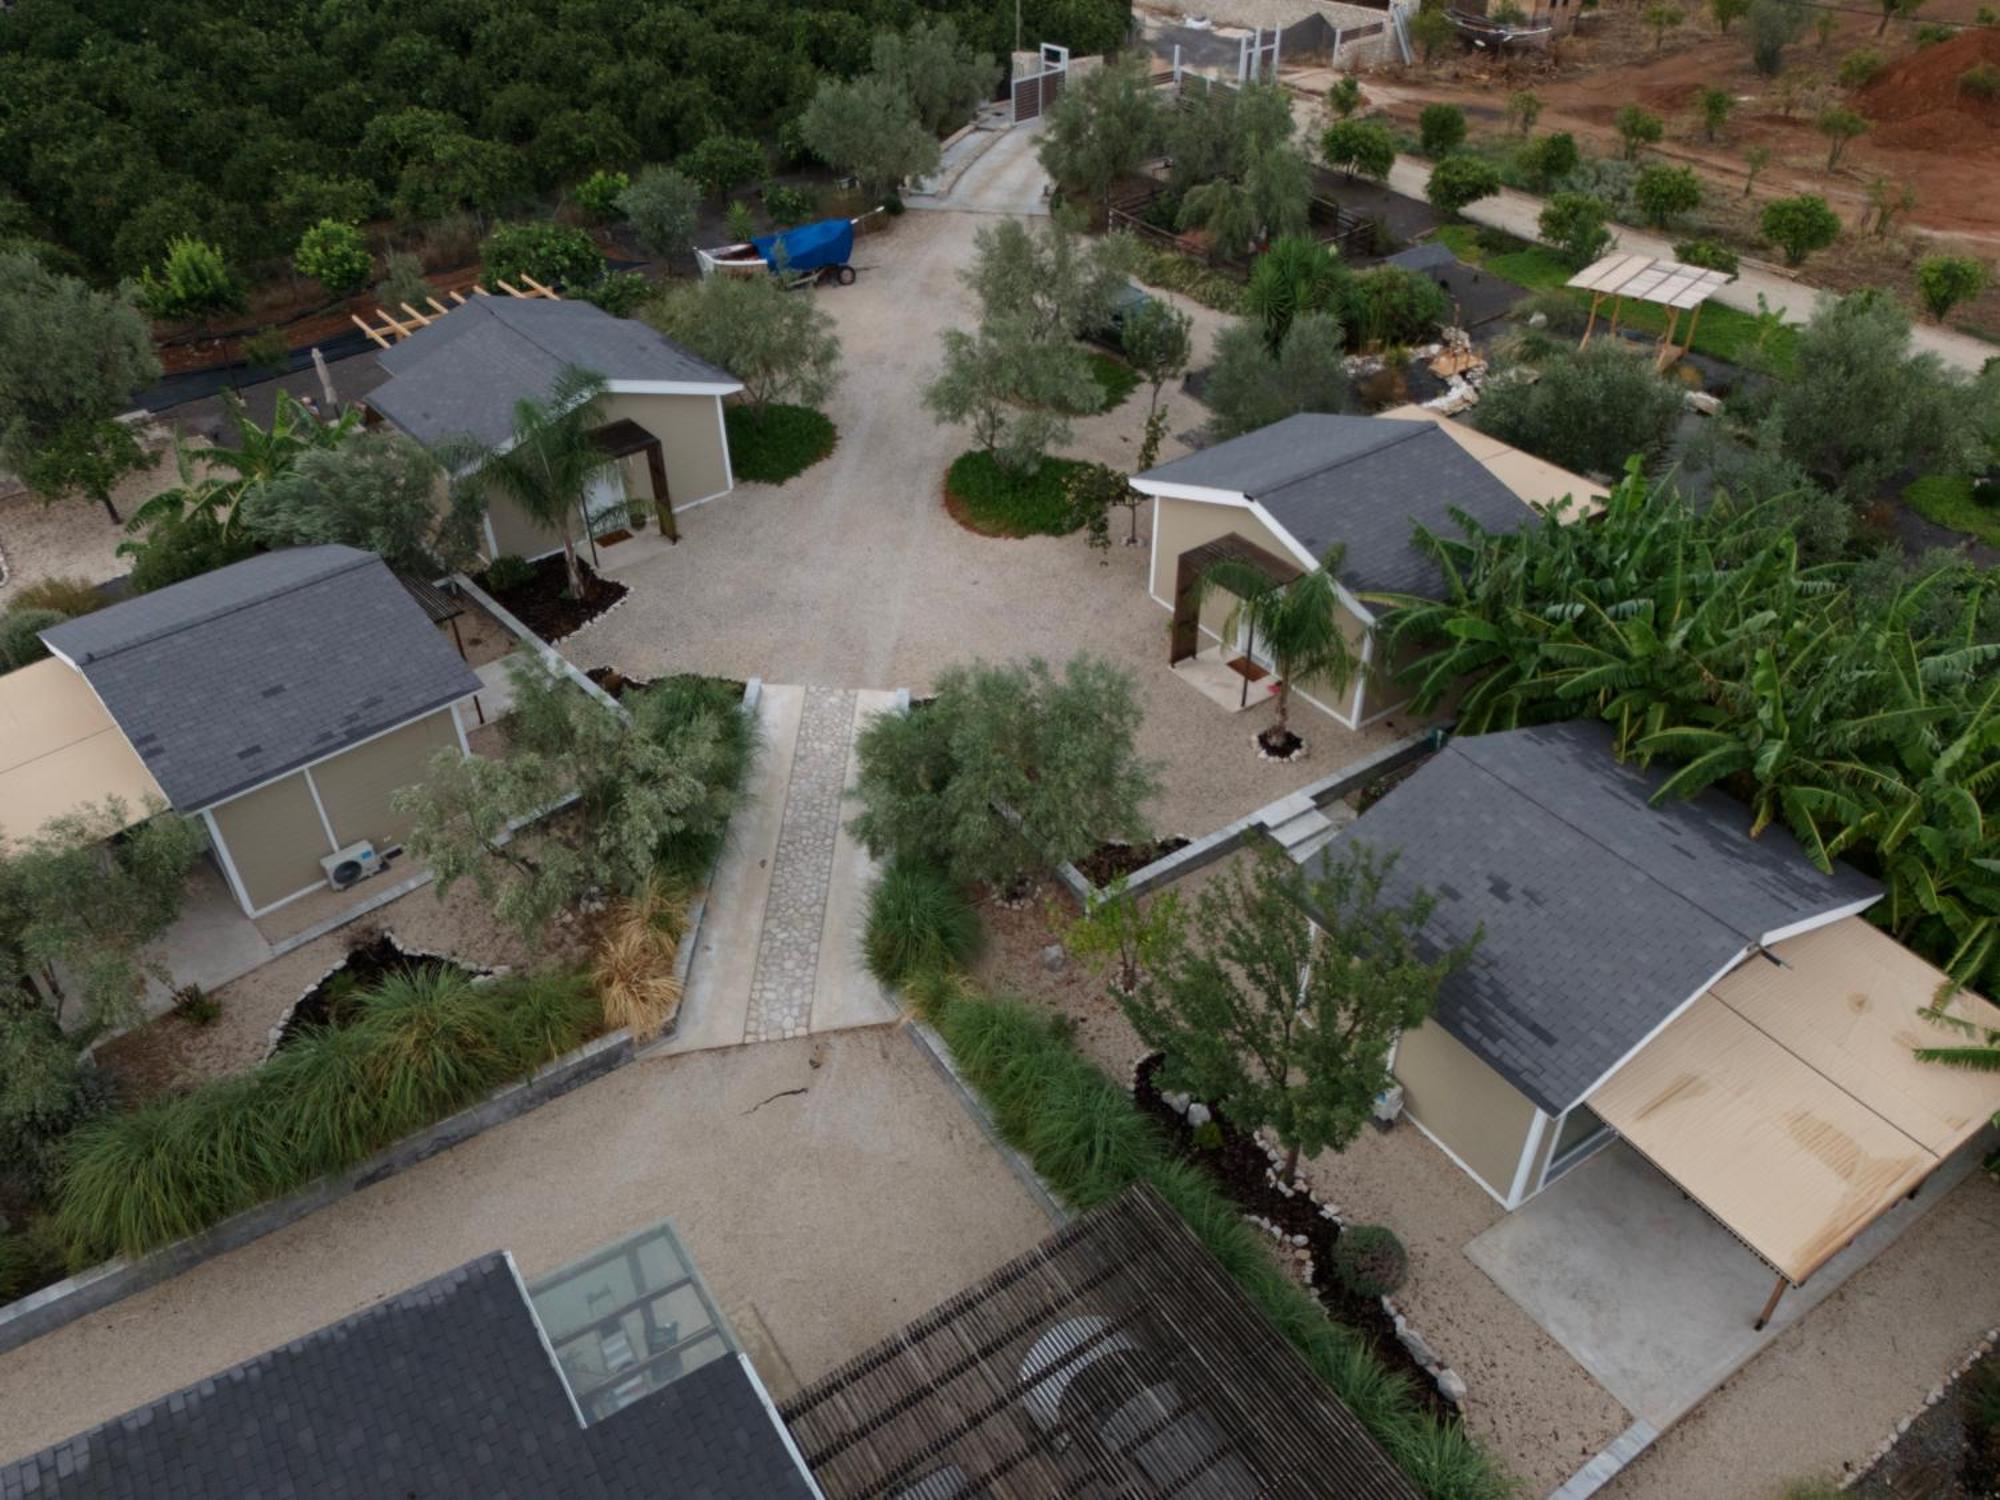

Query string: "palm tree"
[458, 365, 613, 600]
[1199, 546, 1360, 753]
[123, 389, 357, 544]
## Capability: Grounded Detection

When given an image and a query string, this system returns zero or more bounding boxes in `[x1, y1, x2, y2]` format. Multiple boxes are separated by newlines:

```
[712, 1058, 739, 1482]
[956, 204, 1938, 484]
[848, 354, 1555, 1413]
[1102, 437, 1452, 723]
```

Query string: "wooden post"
[1607, 294, 1624, 340]
[1579, 291, 1603, 349]
[1655, 306, 1681, 370]
[310, 346, 338, 409]
[1679, 300, 1705, 359]
[644, 441, 678, 544]
[1753, 1273, 1788, 1331]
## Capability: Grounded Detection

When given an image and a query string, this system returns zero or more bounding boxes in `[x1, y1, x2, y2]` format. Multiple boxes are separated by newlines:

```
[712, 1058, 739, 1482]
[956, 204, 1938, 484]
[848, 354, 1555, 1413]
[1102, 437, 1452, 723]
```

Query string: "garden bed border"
[450, 570, 630, 719]
[1054, 729, 1437, 904]
[0, 1028, 635, 1356]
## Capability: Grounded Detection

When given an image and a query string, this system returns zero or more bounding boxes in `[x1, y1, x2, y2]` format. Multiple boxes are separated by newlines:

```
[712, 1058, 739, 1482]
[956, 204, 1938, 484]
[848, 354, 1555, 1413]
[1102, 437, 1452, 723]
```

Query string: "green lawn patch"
[1904, 473, 2000, 547]
[944, 449, 1087, 537]
[1438, 225, 1799, 376]
[919, 987, 1510, 1500]
[1084, 349, 1140, 412]
[723, 402, 837, 485]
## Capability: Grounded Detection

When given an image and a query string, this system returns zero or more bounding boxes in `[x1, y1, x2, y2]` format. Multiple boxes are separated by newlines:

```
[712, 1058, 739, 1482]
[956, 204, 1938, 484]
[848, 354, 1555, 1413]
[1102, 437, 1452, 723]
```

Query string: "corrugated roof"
[1310, 722, 1881, 1114]
[0, 1253, 814, 1499]
[41, 546, 480, 811]
[1134, 413, 1539, 597]
[369, 297, 740, 450]
[1590, 918, 2000, 1283]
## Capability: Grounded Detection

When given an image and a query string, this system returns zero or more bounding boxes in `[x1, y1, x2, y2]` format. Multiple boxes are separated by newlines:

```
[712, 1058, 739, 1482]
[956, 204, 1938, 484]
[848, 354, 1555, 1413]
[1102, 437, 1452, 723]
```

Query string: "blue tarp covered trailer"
[751, 218, 856, 279]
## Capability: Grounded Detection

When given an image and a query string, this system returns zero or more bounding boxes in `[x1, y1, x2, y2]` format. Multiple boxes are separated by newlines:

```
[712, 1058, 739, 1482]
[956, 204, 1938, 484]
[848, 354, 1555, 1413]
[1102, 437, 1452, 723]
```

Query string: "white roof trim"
[1128, 477, 1250, 506]
[1760, 893, 1881, 948]
[606, 377, 744, 397]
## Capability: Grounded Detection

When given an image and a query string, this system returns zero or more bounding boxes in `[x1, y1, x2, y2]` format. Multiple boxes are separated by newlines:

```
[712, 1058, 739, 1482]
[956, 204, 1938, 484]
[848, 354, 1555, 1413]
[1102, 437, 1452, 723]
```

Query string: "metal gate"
[1012, 42, 1069, 123]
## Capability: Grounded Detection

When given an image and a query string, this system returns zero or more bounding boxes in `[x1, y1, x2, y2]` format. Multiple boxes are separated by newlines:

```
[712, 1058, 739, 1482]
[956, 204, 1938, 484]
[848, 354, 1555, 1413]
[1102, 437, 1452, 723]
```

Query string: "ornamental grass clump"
[593, 880, 688, 1042]
[863, 858, 982, 986]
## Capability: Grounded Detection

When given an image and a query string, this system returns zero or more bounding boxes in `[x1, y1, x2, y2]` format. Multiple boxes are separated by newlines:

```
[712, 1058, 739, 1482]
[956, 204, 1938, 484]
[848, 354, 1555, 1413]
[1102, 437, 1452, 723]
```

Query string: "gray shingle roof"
[40, 545, 479, 811]
[0, 1253, 813, 1500]
[369, 297, 740, 450]
[1310, 721, 1881, 1115]
[1135, 413, 1535, 597]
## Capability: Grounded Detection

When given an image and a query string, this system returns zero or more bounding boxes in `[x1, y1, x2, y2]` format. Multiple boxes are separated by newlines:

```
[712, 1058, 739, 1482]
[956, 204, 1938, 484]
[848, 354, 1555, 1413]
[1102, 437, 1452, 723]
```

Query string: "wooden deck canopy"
[350, 274, 560, 351]
[1589, 917, 2000, 1328]
[1567, 251, 1733, 369]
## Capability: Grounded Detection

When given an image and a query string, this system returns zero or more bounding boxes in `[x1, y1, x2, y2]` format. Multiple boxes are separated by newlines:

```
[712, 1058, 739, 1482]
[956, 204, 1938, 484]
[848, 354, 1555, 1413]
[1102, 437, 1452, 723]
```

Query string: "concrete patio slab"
[1466, 1135, 1994, 1430]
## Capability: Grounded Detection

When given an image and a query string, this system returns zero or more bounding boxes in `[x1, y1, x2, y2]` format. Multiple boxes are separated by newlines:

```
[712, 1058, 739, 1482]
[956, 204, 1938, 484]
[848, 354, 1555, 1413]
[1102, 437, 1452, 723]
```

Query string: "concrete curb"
[0, 1029, 636, 1356]
[450, 571, 628, 720]
[902, 1019, 1071, 1230]
[1056, 731, 1437, 907]
[1547, 1419, 1659, 1500]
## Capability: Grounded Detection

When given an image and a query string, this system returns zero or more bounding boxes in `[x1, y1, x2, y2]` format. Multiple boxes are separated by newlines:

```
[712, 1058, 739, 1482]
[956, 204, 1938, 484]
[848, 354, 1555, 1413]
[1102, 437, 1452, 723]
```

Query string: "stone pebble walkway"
[744, 687, 859, 1043]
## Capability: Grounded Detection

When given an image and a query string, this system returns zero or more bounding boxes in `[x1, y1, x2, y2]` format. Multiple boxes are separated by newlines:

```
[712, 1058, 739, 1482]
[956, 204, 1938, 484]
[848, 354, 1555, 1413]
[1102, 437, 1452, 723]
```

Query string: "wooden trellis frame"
[1567, 252, 1732, 371]
[350, 274, 559, 350]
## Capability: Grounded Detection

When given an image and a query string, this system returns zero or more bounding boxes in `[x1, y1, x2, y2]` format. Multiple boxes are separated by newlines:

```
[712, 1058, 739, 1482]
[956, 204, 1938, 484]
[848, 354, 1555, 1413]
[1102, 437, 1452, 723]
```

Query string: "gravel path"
[0, 1029, 1054, 1465]
[568, 124, 1415, 837]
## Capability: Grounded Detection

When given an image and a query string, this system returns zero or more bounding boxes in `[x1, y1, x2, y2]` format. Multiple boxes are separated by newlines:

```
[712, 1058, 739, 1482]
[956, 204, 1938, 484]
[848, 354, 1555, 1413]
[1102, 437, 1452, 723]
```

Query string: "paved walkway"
[1384, 154, 1996, 374]
[668, 685, 900, 1053]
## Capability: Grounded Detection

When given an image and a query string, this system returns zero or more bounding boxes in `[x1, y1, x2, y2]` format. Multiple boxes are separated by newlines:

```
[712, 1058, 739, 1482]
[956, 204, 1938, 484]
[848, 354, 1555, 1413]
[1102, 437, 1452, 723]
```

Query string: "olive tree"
[0, 252, 161, 523]
[1120, 841, 1476, 1177]
[924, 321, 1099, 470]
[617, 166, 702, 261]
[1205, 313, 1349, 440]
[1476, 341, 1684, 475]
[645, 273, 842, 412]
[870, 16, 999, 136]
[1321, 119, 1395, 183]
[243, 430, 484, 573]
[798, 76, 939, 203]
[847, 653, 1160, 888]
[1037, 58, 1162, 217]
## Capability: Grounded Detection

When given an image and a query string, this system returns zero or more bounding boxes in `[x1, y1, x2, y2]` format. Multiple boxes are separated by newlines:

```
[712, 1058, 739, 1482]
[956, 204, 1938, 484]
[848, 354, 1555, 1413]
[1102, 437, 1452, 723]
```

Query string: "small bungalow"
[1307, 721, 2000, 1322]
[1129, 409, 1598, 732]
[9, 545, 480, 918]
[365, 296, 743, 559]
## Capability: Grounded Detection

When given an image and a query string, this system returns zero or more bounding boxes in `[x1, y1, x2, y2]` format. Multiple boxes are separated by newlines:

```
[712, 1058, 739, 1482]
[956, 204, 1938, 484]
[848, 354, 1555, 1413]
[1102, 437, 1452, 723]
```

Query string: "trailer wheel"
[834, 264, 856, 286]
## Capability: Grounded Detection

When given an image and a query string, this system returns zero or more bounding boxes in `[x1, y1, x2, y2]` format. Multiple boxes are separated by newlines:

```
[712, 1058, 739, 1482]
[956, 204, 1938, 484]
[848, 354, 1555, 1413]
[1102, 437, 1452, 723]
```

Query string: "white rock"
[1185, 1102, 1212, 1128]
[1163, 1090, 1191, 1116]
[1438, 1369, 1468, 1405]
[1685, 390, 1721, 416]
[1040, 943, 1067, 972]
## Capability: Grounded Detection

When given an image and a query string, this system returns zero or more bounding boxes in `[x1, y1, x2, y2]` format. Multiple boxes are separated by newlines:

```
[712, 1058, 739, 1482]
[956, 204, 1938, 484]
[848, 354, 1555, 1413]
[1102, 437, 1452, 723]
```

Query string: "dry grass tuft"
[593, 879, 688, 1041]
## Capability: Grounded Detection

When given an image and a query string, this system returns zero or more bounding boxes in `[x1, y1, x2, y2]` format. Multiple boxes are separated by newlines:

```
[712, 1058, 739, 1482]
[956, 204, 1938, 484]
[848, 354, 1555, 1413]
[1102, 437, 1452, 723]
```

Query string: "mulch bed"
[476, 554, 626, 641]
[1852, 1343, 2000, 1499]
[584, 665, 657, 700]
[1075, 836, 1192, 887]
[1132, 1054, 1450, 1421]
[272, 933, 475, 1051]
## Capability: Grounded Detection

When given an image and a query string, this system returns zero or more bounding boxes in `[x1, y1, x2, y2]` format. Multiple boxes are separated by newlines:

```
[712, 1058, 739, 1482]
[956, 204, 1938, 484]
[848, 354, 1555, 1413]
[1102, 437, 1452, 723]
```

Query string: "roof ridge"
[1447, 736, 1766, 949]
[60, 549, 378, 665]
[1247, 415, 1435, 498]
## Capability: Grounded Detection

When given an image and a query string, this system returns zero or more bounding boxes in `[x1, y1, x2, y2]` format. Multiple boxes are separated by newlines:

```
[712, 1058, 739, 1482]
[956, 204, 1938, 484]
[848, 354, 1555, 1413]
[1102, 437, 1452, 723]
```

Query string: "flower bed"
[1133, 1053, 1459, 1418]
[269, 932, 486, 1054]
[474, 555, 627, 641]
[1075, 836, 1192, 887]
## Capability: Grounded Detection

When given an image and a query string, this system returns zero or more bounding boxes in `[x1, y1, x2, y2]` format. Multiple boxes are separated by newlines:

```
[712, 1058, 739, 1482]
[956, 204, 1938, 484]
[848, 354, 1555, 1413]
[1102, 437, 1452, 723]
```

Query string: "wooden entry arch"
[1169, 531, 1302, 664]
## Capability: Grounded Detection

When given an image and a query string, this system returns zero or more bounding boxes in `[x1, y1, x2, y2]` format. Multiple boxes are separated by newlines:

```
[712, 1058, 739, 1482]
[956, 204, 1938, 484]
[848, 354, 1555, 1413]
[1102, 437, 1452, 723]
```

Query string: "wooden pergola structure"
[589, 417, 680, 545]
[1567, 252, 1732, 370]
[349, 274, 560, 351]
[1170, 531, 1301, 707]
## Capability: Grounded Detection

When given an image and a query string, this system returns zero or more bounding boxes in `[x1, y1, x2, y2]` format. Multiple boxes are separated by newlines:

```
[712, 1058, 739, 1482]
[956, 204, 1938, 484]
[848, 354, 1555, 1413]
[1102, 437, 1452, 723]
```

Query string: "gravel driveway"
[566, 124, 1417, 835]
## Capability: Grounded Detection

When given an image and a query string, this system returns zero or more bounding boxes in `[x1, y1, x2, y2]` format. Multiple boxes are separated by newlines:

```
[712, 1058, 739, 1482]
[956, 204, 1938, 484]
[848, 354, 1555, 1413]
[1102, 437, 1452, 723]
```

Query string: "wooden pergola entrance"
[1170, 532, 1301, 705]
[589, 418, 679, 544]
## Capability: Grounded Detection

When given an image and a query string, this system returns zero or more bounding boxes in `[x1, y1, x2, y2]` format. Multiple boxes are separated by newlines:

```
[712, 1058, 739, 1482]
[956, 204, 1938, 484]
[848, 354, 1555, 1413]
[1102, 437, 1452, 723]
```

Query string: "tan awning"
[1377, 405, 1605, 518]
[0, 657, 162, 845]
[1590, 917, 2000, 1285]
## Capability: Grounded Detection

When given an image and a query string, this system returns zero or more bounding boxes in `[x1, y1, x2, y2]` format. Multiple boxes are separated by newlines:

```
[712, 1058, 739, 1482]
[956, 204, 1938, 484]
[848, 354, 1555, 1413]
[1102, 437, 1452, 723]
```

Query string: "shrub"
[481, 221, 606, 291]
[1747, 0, 1806, 73]
[627, 672, 758, 879]
[1426, 155, 1504, 217]
[1343, 266, 1452, 347]
[763, 182, 817, 227]
[1331, 1224, 1409, 1297]
[1915, 21, 1955, 45]
[577, 270, 654, 318]
[1418, 102, 1467, 157]
[723, 403, 838, 484]
[1695, 85, 1736, 140]
[0, 1219, 71, 1302]
[1205, 312, 1349, 438]
[483, 553, 535, 592]
[5, 575, 104, 618]
[1915, 254, 1990, 321]
[1122, 239, 1247, 314]
[725, 199, 756, 243]
[1674, 237, 1740, 273]
[593, 879, 686, 1041]
[573, 168, 629, 222]
[1519, 129, 1580, 190]
[1838, 47, 1885, 86]
[1961, 62, 2000, 99]
[618, 166, 702, 261]
[1540, 192, 1614, 266]
[1328, 74, 1364, 117]
[1476, 341, 1684, 475]
[242, 325, 291, 375]
[1321, 119, 1395, 182]
[1613, 103, 1665, 159]
[678, 132, 766, 201]
[1633, 163, 1703, 227]
[945, 449, 1090, 536]
[864, 858, 982, 986]
[0, 608, 61, 669]
[1761, 193, 1841, 264]
[293, 219, 373, 297]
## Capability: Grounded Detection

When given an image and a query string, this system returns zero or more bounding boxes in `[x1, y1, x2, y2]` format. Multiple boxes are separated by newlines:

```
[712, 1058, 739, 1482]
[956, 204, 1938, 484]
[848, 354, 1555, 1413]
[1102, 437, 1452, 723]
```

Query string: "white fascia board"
[1130, 478, 1250, 505]
[606, 378, 744, 397]
[1506, 1110, 1551, 1207]
[1759, 894, 1881, 948]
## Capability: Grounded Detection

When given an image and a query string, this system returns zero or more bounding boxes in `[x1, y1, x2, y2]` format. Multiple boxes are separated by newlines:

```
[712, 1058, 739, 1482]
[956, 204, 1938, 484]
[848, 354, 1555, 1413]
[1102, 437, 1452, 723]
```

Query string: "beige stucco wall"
[476, 392, 731, 562]
[310, 708, 460, 851]
[600, 392, 730, 509]
[209, 771, 330, 913]
[1152, 496, 1370, 724]
[1394, 1020, 1542, 1202]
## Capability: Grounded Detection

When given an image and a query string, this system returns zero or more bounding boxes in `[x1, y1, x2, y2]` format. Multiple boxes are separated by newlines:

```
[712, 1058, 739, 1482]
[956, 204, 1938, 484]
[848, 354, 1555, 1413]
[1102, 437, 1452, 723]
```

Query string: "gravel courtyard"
[561, 124, 1421, 837]
[0, 1028, 1055, 1465]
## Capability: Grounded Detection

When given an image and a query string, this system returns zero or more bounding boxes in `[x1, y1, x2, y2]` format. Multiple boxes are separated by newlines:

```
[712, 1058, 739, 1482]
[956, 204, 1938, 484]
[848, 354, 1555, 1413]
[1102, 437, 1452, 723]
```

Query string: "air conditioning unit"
[321, 840, 383, 892]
